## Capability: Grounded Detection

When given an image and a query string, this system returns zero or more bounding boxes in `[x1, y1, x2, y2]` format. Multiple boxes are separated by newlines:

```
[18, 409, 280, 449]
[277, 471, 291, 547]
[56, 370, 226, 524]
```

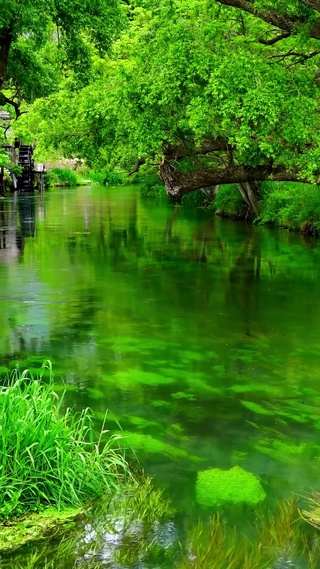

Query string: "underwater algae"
[196, 466, 266, 508]
[177, 498, 320, 569]
[0, 507, 81, 553]
[122, 432, 201, 461]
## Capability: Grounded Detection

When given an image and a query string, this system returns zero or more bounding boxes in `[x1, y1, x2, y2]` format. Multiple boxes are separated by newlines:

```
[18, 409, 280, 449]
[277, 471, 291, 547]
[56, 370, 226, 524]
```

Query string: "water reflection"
[0, 194, 37, 264]
[0, 187, 319, 518]
[18, 193, 36, 239]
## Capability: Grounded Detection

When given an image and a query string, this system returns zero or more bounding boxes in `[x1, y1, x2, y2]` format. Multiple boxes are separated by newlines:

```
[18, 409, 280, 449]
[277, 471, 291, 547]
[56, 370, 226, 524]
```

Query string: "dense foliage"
[4, 0, 320, 212]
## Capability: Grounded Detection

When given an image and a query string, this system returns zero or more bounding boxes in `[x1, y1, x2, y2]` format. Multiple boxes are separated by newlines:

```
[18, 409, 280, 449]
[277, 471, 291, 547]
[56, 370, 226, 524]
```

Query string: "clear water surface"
[1, 186, 320, 566]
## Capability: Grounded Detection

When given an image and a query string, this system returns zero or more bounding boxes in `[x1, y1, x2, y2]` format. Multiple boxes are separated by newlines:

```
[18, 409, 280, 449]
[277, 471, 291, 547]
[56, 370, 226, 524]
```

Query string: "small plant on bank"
[49, 168, 79, 186]
[214, 184, 247, 216]
[0, 364, 130, 521]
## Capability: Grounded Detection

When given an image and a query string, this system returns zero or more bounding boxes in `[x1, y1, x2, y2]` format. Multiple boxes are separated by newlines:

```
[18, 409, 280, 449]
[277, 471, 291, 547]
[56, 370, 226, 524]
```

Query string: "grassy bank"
[0, 365, 129, 525]
[214, 182, 320, 234]
[44, 168, 126, 187]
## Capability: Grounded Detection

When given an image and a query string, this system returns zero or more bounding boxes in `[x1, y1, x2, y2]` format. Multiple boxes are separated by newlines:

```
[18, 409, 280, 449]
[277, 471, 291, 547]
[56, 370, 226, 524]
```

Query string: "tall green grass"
[0, 364, 129, 520]
[49, 168, 79, 186]
[214, 184, 246, 215]
[212, 181, 320, 233]
[258, 181, 320, 233]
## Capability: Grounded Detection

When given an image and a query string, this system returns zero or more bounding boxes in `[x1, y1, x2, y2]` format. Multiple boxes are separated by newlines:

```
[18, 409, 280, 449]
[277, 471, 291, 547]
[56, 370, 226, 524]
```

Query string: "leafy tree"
[16, 0, 320, 211]
[0, 0, 124, 115]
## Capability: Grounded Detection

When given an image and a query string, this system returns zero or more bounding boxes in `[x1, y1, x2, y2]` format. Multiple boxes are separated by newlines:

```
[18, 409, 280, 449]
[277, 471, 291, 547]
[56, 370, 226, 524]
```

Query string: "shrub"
[182, 190, 207, 207]
[259, 182, 320, 233]
[86, 170, 106, 186]
[104, 171, 126, 185]
[0, 364, 129, 520]
[49, 168, 79, 186]
[214, 184, 246, 215]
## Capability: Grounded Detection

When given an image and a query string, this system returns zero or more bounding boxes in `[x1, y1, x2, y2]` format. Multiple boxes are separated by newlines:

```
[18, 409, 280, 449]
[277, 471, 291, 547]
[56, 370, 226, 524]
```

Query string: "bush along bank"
[212, 181, 320, 235]
[0, 363, 130, 552]
[44, 168, 127, 188]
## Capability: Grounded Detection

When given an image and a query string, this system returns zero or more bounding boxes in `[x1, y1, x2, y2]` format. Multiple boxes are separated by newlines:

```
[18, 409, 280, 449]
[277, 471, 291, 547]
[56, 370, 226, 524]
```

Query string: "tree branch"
[259, 31, 290, 45]
[0, 94, 22, 119]
[269, 49, 320, 62]
[159, 160, 311, 199]
[298, 0, 320, 12]
[214, 0, 320, 40]
[128, 157, 146, 176]
[164, 136, 230, 160]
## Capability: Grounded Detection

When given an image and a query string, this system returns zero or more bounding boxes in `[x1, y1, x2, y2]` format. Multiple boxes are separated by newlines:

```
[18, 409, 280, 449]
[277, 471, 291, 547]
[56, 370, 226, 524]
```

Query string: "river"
[1, 186, 320, 567]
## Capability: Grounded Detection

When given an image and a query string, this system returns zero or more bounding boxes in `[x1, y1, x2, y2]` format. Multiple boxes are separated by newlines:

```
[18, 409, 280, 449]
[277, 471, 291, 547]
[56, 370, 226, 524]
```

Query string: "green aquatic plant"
[196, 466, 266, 508]
[255, 439, 310, 465]
[171, 392, 196, 401]
[0, 363, 130, 521]
[3, 477, 174, 567]
[257, 497, 304, 549]
[241, 400, 275, 416]
[300, 492, 320, 531]
[127, 415, 162, 430]
[0, 507, 81, 553]
[121, 432, 200, 461]
[176, 499, 317, 569]
[176, 513, 274, 569]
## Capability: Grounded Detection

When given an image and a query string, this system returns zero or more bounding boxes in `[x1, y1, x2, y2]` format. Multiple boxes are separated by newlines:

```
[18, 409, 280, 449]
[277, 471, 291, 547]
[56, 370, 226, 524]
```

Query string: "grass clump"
[258, 181, 320, 233]
[214, 184, 246, 216]
[0, 364, 129, 521]
[47, 168, 79, 186]
[177, 499, 318, 569]
[85, 171, 106, 186]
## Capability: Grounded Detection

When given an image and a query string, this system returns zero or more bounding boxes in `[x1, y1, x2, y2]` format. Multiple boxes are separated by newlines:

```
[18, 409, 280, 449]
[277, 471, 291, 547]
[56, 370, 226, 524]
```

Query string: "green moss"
[122, 432, 201, 461]
[114, 368, 174, 387]
[196, 466, 266, 508]
[241, 400, 275, 416]
[256, 440, 310, 465]
[171, 392, 196, 401]
[127, 416, 162, 430]
[0, 506, 81, 553]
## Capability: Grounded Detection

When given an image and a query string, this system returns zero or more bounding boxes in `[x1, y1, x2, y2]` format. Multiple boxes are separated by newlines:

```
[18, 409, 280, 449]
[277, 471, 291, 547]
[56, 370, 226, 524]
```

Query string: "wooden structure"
[34, 162, 46, 191]
[17, 145, 34, 191]
[2, 144, 46, 192]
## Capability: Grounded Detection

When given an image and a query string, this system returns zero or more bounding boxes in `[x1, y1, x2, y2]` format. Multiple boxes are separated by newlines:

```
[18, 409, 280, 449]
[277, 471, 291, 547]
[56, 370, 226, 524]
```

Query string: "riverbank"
[211, 181, 320, 235]
[0, 364, 130, 551]
[44, 170, 320, 235]
[136, 173, 320, 235]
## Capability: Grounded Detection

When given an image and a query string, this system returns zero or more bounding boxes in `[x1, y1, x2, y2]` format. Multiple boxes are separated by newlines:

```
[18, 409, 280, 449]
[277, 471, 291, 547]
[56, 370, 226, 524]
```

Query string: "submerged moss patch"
[122, 432, 201, 462]
[0, 506, 82, 553]
[241, 400, 275, 416]
[196, 466, 266, 508]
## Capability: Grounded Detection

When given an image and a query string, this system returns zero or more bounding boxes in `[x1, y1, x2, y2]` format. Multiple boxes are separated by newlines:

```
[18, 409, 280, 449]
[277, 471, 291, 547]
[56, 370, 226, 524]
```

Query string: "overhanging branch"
[214, 0, 320, 40]
[159, 159, 312, 200]
[259, 31, 290, 45]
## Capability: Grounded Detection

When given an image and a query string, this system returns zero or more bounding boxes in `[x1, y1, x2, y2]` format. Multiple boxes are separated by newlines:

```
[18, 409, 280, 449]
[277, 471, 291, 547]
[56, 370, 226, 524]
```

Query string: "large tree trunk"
[237, 182, 260, 215]
[0, 28, 12, 90]
[159, 159, 307, 212]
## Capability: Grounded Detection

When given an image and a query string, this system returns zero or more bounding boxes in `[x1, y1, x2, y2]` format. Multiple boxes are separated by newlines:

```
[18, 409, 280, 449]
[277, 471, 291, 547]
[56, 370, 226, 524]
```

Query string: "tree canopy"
[11, 0, 320, 208]
[0, 0, 123, 115]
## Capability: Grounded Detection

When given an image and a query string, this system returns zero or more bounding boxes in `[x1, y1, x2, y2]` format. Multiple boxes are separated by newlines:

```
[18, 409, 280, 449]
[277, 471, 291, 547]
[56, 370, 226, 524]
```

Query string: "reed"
[50, 168, 79, 186]
[0, 364, 130, 520]
[176, 498, 318, 569]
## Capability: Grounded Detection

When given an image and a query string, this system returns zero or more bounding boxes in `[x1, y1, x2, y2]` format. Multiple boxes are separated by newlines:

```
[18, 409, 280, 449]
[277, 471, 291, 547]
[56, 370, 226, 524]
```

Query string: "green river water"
[1, 186, 320, 567]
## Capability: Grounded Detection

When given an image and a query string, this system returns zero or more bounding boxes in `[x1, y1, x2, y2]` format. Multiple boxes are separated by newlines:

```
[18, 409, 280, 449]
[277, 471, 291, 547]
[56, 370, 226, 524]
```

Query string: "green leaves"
[10, 0, 320, 185]
[0, 365, 130, 520]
